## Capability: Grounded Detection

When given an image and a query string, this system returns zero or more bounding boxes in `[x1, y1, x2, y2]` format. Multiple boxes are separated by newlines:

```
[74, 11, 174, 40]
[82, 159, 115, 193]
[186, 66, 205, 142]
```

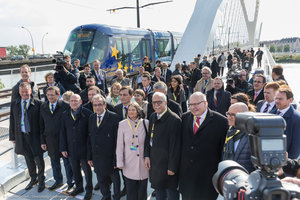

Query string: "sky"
[0, 0, 299, 54]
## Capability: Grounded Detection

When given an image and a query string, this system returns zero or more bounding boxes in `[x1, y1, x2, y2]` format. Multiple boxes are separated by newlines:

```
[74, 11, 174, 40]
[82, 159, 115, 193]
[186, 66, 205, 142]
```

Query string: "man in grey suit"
[223, 102, 255, 173]
[256, 82, 280, 113]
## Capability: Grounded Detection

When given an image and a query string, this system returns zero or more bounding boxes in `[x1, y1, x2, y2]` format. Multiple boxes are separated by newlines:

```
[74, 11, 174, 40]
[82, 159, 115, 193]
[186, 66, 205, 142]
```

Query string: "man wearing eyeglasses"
[144, 92, 181, 200]
[247, 74, 266, 105]
[223, 102, 254, 173]
[193, 67, 214, 95]
[179, 92, 228, 200]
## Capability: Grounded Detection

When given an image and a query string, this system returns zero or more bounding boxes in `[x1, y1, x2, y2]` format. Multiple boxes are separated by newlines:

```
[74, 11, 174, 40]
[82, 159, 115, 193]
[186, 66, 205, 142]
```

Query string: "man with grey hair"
[60, 94, 93, 199]
[87, 94, 121, 200]
[111, 69, 130, 86]
[147, 81, 182, 118]
[179, 92, 228, 200]
[223, 102, 254, 173]
[194, 67, 214, 94]
[161, 62, 172, 84]
[144, 92, 181, 200]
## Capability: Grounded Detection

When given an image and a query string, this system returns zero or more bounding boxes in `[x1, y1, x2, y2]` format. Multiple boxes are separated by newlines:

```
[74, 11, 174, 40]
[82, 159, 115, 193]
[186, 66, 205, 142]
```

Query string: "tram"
[62, 24, 182, 79]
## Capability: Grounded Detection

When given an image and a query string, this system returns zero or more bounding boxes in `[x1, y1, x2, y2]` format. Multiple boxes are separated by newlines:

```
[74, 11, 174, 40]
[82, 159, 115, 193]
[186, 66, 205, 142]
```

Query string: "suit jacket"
[78, 73, 92, 90]
[179, 110, 228, 200]
[256, 100, 276, 113]
[60, 106, 92, 160]
[87, 110, 121, 176]
[247, 88, 264, 105]
[280, 106, 300, 159]
[161, 68, 172, 84]
[147, 97, 183, 119]
[42, 82, 65, 102]
[11, 80, 40, 102]
[111, 77, 131, 87]
[151, 76, 165, 83]
[132, 74, 143, 90]
[9, 98, 43, 156]
[113, 103, 127, 120]
[144, 109, 181, 189]
[189, 68, 202, 89]
[91, 69, 109, 94]
[40, 100, 69, 159]
[206, 88, 231, 116]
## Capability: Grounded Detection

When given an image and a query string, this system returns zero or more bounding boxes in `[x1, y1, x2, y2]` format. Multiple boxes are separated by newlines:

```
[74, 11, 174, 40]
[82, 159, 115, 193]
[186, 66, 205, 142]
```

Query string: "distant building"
[260, 37, 300, 52]
[0, 47, 6, 58]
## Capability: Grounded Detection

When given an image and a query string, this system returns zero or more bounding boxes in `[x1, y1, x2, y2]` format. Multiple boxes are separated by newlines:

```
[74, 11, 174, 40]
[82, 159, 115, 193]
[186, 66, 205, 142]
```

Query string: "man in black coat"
[161, 62, 172, 85]
[40, 86, 73, 191]
[9, 82, 45, 192]
[256, 82, 280, 113]
[144, 92, 181, 200]
[11, 64, 40, 102]
[179, 92, 228, 200]
[79, 75, 105, 104]
[206, 77, 231, 116]
[152, 67, 165, 83]
[247, 74, 266, 105]
[83, 86, 114, 112]
[113, 86, 133, 120]
[147, 81, 182, 118]
[188, 61, 201, 94]
[87, 94, 121, 200]
[79, 64, 92, 90]
[60, 94, 93, 200]
[91, 59, 109, 95]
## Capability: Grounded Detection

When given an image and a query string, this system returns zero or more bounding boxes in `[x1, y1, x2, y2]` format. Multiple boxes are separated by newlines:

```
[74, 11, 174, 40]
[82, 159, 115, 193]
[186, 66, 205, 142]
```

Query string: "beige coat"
[194, 77, 214, 94]
[116, 118, 149, 180]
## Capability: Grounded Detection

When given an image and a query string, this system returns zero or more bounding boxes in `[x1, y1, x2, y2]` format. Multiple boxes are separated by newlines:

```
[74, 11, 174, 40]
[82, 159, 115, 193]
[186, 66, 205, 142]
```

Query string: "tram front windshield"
[63, 30, 109, 65]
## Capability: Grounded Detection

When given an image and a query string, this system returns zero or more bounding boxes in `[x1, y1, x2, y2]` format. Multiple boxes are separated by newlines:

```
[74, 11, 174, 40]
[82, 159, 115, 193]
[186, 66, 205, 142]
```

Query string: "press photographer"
[53, 54, 81, 94]
[213, 112, 300, 200]
[226, 69, 252, 95]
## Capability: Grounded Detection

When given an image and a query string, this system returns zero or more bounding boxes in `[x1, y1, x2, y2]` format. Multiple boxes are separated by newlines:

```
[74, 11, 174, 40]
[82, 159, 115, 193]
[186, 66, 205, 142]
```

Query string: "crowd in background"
[8, 47, 300, 200]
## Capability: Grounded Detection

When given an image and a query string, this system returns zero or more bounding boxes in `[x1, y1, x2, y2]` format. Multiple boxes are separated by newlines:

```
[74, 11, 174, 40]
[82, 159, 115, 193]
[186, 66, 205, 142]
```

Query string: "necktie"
[263, 103, 270, 113]
[145, 87, 148, 96]
[124, 107, 128, 119]
[193, 117, 200, 134]
[203, 80, 208, 94]
[23, 101, 30, 133]
[254, 92, 258, 101]
[97, 116, 102, 127]
[214, 90, 218, 107]
[51, 104, 55, 112]
[276, 110, 281, 116]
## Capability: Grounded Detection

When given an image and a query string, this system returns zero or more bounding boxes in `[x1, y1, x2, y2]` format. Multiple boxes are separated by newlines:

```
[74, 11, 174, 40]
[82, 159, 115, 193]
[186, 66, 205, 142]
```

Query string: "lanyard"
[150, 109, 167, 139]
[224, 127, 240, 144]
[193, 112, 207, 129]
[97, 116, 103, 127]
[49, 103, 53, 114]
[127, 119, 141, 145]
[23, 100, 30, 113]
[71, 111, 76, 121]
[123, 106, 127, 119]
[172, 92, 177, 102]
[203, 80, 209, 90]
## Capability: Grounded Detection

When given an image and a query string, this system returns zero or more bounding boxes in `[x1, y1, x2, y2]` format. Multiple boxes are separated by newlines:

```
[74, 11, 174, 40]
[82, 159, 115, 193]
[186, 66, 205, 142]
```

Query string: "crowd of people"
[8, 48, 300, 200]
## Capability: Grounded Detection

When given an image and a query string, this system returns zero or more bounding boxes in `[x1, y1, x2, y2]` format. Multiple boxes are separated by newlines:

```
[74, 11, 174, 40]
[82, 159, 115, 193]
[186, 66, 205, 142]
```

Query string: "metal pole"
[136, 0, 140, 28]
[227, 27, 230, 51]
[42, 32, 48, 54]
[21, 26, 35, 55]
[10, 143, 19, 169]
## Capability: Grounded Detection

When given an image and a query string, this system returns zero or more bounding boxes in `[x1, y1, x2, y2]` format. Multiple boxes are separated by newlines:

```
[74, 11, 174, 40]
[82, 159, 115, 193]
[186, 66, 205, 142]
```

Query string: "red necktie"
[254, 92, 258, 101]
[145, 87, 148, 96]
[193, 117, 200, 134]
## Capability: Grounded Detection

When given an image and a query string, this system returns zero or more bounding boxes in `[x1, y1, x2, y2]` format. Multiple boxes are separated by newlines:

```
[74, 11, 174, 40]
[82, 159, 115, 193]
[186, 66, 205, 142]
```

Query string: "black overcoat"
[206, 88, 231, 116]
[179, 109, 228, 200]
[9, 98, 43, 156]
[40, 100, 69, 159]
[144, 109, 181, 189]
[87, 110, 121, 176]
[59, 106, 92, 160]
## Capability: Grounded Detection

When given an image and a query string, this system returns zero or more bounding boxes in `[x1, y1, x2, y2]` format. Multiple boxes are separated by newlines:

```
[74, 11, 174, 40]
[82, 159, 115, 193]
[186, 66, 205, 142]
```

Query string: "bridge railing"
[263, 47, 276, 82]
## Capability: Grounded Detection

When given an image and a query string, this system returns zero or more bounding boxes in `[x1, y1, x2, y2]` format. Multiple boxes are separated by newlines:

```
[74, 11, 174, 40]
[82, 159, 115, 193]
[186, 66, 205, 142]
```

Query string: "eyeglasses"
[202, 72, 210, 75]
[226, 112, 236, 117]
[189, 101, 204, 107]
[93, 103, 105, 107]
[254, 81, 262, 83]
[152, 100, 164, 105]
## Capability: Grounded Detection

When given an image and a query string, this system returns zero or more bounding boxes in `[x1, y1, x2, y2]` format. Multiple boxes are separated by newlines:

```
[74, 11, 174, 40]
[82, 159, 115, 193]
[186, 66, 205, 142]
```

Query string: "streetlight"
[107, 0, 173, 28]
[42, 32, 48, 54]
[21, 26, 35, 55]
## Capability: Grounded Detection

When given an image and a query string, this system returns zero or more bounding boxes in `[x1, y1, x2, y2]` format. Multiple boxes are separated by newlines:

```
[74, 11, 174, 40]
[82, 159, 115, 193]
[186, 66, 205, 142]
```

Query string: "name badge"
[97, 81, 102, 85]
[130, 145, 137, 151]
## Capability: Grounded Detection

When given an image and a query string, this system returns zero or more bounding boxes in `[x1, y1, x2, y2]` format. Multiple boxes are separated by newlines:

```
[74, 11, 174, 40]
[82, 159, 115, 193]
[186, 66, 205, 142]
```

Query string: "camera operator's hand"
[63, 66, 69, 74]
[281, 177, 300, 187]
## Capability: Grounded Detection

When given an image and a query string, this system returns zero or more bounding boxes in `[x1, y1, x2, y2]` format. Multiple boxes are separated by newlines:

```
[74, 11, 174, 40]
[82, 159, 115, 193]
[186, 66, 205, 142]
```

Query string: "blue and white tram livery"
[62, 24, 182, 79]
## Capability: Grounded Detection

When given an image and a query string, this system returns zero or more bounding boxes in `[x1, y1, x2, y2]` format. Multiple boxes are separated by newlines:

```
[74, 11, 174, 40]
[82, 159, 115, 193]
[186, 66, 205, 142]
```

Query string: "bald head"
[227, 102, 248, 126]
[189, 92, 207, 117]
[70, 94, 82, 111]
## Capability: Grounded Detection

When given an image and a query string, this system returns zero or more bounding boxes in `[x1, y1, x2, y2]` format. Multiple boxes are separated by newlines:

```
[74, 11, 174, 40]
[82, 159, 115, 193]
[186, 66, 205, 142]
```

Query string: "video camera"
[213, 112, 300, 200]
[52, 51, 67, 71]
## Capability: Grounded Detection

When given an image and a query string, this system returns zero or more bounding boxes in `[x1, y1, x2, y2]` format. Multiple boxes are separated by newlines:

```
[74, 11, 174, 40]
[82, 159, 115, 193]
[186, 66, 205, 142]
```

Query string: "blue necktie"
[23, 101, 30, 133]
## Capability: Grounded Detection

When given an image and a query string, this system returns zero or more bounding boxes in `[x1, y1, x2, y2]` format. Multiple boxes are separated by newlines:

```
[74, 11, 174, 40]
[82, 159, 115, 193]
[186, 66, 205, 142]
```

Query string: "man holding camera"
[273, 86, 300, 159]
[223, 102, 255, 173]
[54, 55, 80, 94]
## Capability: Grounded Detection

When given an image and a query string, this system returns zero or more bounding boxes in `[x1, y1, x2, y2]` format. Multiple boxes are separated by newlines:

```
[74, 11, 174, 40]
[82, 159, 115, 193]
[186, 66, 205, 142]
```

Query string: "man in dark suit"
[188, 61, 201, 95]
[256, 82, 280, 113]
[113, 86, 133, 120]
[161, 62, 172, 85]
[87, 94, 121, 200]
[60, 94, 93, 200]
[79, 75, 98, 104]
[206, 77, 231, 116]
[83, 86, 113, 112]
[78, 63, 92, 90]
[9, 82, 45, 192]
[40, 86, 73, 191]
[179, 92, 228, 200]
[132, 66, 144, 90]
[152, 67, 165, 83]
[11, 64, 40, 102]
[91, 59, 109, 95]
[142, 73, 154, 101]
[274, 86, 300, 159]
[223, 103, 254, 173]
[247, 74, 266, 105]
[199, 56, 210, 70]
[147, 81, 182, 118]
[144, 92, 181, 200]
